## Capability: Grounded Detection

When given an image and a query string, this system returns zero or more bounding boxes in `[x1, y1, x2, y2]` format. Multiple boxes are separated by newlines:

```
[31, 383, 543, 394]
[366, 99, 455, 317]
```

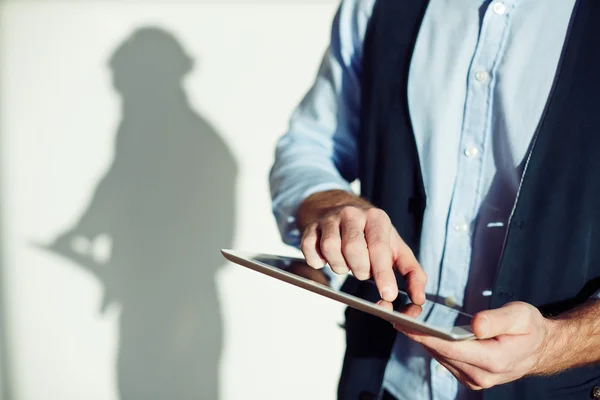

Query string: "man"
[270, 0, 600, 399]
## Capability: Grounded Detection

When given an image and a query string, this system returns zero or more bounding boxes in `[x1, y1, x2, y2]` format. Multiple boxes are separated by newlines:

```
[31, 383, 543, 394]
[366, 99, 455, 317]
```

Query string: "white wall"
[0, 1, 347, 399]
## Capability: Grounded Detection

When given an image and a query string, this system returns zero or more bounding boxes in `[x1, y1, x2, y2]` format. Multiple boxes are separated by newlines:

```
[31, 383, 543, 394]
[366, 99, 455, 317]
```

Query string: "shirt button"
[474, 70, 490, 83]
[464, 146, 480, 158]
[492, 2, 507, 15]
[444, 296, 457, 307]
[453, 223, 468, 233]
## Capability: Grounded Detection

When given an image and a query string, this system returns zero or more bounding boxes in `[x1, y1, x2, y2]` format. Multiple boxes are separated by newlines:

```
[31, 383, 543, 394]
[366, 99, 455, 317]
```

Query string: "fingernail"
[381, 286, 395, 300]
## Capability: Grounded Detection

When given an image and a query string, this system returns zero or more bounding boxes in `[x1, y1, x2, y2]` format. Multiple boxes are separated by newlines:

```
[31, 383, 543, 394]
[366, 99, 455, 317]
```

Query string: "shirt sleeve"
[269, 0, 375, 248]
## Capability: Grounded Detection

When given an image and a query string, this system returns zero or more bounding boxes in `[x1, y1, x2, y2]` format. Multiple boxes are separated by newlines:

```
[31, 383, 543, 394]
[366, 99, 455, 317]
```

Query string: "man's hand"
[297, 190, 427, 304]
[394, 301, 565, 390]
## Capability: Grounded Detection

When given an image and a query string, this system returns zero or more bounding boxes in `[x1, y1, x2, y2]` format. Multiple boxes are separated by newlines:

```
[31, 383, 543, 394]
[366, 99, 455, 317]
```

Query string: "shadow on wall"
[38, 26, 236, 400]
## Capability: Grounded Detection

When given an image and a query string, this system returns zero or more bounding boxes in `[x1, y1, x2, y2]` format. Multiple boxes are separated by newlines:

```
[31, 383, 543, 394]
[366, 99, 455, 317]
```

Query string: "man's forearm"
[296, 189, 372, 232]
[538, 299, 600, 375]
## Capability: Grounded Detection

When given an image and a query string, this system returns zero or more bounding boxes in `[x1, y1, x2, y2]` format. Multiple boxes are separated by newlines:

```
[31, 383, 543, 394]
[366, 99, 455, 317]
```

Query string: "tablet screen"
[251, 253, 473, 334]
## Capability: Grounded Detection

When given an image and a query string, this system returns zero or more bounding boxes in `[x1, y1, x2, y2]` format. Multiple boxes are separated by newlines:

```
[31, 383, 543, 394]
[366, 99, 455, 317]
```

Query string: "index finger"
[392, 232, 427, 305]
[364, 209, 398, 302]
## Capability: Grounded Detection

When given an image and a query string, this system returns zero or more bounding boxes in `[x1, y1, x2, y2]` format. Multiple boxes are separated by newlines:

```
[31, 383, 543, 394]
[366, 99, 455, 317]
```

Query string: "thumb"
[472, 302, 535, 339]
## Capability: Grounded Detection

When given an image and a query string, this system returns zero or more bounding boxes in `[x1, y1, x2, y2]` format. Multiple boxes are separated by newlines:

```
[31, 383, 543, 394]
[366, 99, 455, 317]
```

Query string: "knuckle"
[407, 268, 426, 282]
[343, 257, 369, 277]
[329, 262, 349, 275]
[472, 373, 494, 390]
[342, 227, 364, 243]
[524, 304, 536, 321]
[321, 215, 340, 227]
[510, 301, 530, 314]
[514, 301, 528, 311]
[366, 207, 390, 222]
[465, 382, 483, 391]
[350, 260, 369, 271]
[306, 221, 319, 232]
[367, 235, 389, 250]
[339, 206, 361, 220]
[300, 224, 317, 241]
[418, 269, 428, 284]
[510, 301, 537, 326]
[320, 237, 340, 256]
[300, 240, 312, 254]
[487, 356, 507, 374]
[486, 364, 502, 376]
[341, 236, 366, 254]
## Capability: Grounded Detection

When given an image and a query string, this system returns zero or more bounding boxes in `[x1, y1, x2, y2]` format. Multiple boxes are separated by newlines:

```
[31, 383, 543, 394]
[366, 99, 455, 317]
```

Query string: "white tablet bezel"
[221, 249, 474, 341]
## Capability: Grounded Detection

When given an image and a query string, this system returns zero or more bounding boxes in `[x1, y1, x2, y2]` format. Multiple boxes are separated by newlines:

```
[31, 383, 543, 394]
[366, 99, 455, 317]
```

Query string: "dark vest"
[338, 0, 600, 399]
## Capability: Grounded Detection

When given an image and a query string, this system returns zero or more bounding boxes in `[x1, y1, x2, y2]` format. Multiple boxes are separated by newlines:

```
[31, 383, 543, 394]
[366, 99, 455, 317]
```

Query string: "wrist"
[532, 317, 569, 375]
[532, 301, 600, 375]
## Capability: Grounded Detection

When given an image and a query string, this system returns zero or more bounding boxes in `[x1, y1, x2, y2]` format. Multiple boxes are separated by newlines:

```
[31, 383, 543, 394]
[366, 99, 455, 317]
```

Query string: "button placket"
[436, 0, 517, 315]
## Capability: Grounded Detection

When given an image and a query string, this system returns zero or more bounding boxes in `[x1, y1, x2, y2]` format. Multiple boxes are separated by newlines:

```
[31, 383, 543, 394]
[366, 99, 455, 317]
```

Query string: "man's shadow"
[39, 27, 236, 399]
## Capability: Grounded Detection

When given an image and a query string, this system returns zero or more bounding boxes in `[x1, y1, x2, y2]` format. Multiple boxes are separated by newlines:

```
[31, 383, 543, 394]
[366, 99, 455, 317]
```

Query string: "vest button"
[592, 386, 600, 399]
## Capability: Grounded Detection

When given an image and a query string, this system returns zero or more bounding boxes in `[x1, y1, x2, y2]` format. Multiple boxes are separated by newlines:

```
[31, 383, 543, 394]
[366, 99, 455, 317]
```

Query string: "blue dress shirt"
[269, 1, 578, 399]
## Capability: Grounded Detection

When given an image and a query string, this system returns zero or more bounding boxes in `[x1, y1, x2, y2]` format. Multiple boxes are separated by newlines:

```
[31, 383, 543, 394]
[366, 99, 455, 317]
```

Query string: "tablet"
[221, 249, 475, 341]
